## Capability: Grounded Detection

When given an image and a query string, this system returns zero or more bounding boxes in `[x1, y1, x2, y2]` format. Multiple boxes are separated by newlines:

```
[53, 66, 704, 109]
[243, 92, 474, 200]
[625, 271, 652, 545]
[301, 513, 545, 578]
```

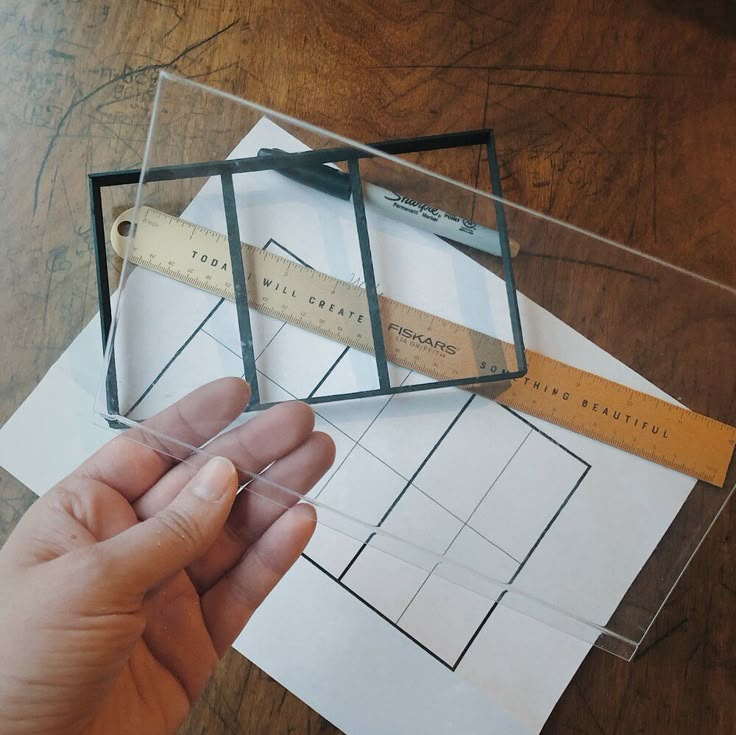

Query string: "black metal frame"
[90, 129, 527, 420]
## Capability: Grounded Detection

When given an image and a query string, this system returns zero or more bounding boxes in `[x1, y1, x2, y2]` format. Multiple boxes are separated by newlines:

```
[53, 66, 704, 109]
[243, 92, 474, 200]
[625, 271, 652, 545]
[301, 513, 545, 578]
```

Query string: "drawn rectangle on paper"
[124, 242, 591, 670]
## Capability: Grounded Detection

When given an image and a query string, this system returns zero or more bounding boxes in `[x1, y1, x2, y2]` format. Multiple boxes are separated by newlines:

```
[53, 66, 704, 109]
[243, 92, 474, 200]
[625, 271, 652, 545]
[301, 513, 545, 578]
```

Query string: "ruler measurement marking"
[111, 207, 736, 487]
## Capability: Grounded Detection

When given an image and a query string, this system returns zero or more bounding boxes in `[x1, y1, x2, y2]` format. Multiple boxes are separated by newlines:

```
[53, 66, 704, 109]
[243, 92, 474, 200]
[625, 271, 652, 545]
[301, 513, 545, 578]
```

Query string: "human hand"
[0, 378, 335, 735]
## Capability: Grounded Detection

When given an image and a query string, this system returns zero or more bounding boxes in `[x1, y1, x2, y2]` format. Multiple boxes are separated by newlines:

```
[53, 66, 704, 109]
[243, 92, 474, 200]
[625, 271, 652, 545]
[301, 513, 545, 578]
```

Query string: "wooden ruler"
[111, 207, 736, 487]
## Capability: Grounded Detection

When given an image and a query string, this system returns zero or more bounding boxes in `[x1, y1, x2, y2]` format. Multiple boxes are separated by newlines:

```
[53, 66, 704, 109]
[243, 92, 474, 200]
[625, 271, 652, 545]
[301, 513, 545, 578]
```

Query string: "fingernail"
[192, 456, 235, 501]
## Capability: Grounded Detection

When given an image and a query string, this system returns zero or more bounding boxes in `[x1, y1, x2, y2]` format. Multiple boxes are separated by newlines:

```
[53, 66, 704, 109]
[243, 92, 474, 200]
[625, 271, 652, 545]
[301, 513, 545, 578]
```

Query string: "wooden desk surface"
[0, 1, 734, 732]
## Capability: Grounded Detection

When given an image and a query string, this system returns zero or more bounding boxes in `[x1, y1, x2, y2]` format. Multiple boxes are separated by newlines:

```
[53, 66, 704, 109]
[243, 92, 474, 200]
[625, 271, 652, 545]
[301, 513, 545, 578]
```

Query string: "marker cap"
[258, 148, 352, 200]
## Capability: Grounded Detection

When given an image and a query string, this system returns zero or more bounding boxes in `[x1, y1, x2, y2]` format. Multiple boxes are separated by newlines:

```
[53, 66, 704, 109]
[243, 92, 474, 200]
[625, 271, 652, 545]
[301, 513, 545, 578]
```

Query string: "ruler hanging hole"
[117, 220, 134, 237]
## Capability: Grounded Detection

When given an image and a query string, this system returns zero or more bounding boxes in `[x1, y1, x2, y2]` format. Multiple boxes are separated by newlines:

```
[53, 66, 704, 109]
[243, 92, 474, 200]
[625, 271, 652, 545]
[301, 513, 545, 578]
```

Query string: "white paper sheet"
[0, 119, 696, 734]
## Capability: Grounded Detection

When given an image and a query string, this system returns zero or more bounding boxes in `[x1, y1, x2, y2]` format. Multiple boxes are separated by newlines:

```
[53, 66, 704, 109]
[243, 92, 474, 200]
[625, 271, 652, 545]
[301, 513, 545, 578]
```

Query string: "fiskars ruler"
[111, 207, 736, 487]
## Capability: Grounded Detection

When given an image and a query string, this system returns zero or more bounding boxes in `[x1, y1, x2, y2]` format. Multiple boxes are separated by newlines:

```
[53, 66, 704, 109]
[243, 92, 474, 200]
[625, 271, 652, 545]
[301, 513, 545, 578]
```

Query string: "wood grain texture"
[0, 1, 734, 733]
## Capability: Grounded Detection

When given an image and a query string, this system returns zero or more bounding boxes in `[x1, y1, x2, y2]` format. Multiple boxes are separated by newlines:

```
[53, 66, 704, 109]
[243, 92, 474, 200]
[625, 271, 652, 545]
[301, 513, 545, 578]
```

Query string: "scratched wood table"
[1, 1, 734, 733]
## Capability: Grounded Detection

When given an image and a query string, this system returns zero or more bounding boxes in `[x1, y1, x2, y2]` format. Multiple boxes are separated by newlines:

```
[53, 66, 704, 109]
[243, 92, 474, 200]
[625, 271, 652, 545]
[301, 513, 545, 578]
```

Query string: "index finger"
[73, 377, 250, 502]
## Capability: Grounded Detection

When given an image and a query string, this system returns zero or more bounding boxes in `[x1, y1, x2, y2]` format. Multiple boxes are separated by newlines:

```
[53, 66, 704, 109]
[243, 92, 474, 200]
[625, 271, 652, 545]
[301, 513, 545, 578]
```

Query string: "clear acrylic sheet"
[94, 72, 736, 661]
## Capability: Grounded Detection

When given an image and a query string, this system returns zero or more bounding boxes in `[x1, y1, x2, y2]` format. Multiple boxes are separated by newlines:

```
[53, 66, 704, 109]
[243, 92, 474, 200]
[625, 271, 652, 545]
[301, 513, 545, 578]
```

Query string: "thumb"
[96, 456, 237, 596]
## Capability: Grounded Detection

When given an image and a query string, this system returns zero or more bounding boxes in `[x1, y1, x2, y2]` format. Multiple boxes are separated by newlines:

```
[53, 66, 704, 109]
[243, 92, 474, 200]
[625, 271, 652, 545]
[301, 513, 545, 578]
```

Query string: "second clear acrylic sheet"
[95, 72, 736, 662]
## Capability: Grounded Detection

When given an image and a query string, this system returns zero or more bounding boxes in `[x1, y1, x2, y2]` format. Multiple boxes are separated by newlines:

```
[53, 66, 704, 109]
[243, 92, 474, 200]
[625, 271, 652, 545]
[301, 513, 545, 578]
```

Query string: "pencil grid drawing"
[127, 236, 590, 670]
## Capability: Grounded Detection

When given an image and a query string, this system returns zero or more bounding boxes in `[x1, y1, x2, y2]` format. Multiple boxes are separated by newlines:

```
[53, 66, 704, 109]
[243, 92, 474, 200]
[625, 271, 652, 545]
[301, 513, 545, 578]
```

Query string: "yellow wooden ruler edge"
[110, 207, 736, 487]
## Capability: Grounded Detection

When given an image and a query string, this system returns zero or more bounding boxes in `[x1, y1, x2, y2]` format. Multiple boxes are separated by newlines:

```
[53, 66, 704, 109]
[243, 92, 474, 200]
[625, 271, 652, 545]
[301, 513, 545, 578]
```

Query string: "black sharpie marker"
[258, 148, 519, 258]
